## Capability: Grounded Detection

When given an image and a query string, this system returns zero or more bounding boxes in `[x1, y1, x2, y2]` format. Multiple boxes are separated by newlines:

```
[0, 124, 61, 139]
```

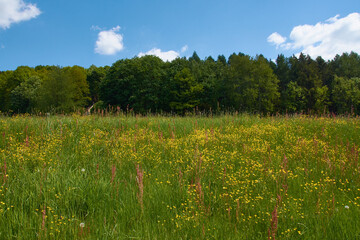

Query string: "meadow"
[0, 114, 359, 239]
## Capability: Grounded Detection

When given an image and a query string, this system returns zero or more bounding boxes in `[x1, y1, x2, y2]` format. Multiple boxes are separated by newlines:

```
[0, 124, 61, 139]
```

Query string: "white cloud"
[326, 14, 340, 23]
[138, 48, 180, 62]
[95, 26, 124, 55]
[268, 13, 360, 60]
[267, 32, 286, 48]
[181, 45, 188, 53]
[0, 0, 41, 29]
[90, 25, 102, 31]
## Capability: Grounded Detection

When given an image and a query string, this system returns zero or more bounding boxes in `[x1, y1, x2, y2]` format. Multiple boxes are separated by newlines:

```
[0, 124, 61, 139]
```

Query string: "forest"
[1, 51, 360, 115]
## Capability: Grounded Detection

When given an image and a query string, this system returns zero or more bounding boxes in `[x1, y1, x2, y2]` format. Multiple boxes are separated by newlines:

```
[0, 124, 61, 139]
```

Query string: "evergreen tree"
[169, 68, 203, 114]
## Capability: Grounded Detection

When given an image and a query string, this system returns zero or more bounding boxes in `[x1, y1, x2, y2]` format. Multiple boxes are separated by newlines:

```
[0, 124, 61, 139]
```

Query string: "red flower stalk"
[136, 164, 144, 211]
[268, 205, 278, 240]
[178, 168, 183, 186]
[42, 205, 46, 230]
[236, 199, 240, 221]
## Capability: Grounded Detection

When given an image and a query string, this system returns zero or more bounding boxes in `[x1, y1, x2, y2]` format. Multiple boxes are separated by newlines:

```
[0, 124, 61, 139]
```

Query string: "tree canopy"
[1, 51, 360, 115]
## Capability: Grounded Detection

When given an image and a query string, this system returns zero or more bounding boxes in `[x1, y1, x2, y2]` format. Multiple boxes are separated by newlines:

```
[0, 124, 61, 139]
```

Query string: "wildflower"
[80, 222, 85, 228]
[81, 168, 85, 172]
[345, 205, 349, 209]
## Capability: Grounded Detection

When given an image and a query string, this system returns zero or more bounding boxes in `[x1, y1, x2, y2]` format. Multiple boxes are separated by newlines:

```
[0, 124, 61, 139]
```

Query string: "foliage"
[332, 76, 360, 114]
[225, 54, 279, 113]
[10, 76, 42, 113]
[86, 65, 108, 103]
[63, 66, 91, 107]
[1, 51, 360, 114]
[169, 68, 203, 113]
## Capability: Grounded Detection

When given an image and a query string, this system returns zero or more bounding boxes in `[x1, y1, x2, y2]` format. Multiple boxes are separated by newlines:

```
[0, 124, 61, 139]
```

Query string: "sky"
[0, 0, 359, 70]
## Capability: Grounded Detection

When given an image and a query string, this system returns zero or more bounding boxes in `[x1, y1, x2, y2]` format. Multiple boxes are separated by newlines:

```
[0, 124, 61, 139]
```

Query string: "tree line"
[1, 51, 360, 115]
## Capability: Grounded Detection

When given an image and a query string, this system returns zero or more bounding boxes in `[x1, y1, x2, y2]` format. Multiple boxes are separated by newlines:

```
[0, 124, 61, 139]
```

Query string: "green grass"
[0, 114, 360, 239]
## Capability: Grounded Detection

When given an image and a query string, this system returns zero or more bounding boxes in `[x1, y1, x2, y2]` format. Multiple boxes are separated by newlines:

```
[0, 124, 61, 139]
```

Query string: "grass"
[0, 113, 359, 239]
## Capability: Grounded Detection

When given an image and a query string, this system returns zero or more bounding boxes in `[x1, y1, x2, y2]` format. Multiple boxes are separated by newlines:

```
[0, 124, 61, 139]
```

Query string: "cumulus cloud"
[268, 13, 360, 60]
[138, 48, 180, 62]
[267, 32, 287, 48]
[95, 26, 124, 55]
[0, 0, 41, 29]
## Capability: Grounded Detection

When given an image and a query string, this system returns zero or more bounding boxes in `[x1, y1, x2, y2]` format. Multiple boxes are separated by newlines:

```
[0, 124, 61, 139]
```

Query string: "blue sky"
[0, 0, 359, 70]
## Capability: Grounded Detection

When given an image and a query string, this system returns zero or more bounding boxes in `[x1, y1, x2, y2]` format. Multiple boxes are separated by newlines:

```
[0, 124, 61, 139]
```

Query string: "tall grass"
[0, 114, 359, 239]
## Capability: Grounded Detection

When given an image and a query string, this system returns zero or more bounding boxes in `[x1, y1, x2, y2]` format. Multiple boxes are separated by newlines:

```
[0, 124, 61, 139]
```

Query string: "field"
[0, 114, 360, 239]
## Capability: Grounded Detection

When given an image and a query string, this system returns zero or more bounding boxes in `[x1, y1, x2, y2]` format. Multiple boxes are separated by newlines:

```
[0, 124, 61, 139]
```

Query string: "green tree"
[274, 55, 290, 112]
[10, 76, 42, 113]
[87, 65, 108, 103]
[0, 71, 12, 111]
[164, 57, 190, 112]
[131, 56, 166, 112]
[63, 65, 91, 107]
[252, 55, 280, 113]
[331, 52, 360, 78]
[38, 67, 75, 112]
[226, 53, 253, 111]
[0, 66, 37, 111]
[215, 55, 229, 111]
[313, 85, 329, 113]
[226, 54, 279, 113]
[217, 55, 227, 66]
[99, 59, 134, 109]
[332, 76, 360, 114]
[188, 56, 221, 111]
[169, 68, 203, 113]
[316, 56, 332, 86]
[283, 81, 307, 113]
[288, 53, 326, 112]
[189, 51, 201, 63]
[100, 56, 166, 113]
